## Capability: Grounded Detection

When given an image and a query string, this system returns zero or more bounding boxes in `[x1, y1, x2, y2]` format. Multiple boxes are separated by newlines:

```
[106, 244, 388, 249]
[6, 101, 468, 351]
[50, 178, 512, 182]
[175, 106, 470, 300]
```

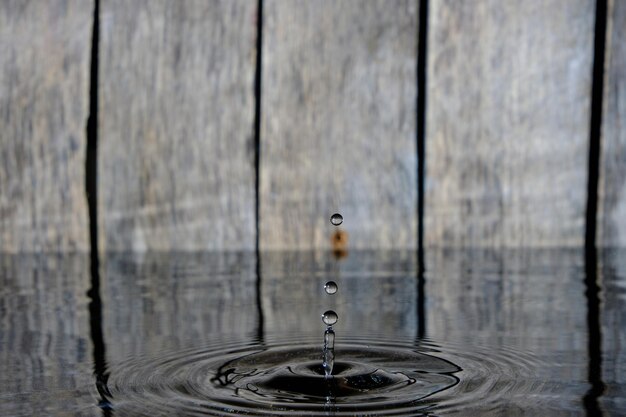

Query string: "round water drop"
[324, 281, 338, 295]
[322, 310, 338, 326]
[330, 213, 343, 226]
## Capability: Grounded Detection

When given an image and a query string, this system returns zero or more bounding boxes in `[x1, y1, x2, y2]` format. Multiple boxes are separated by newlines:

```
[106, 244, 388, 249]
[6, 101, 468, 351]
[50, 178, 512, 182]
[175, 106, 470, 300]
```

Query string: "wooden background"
[1, 0, 625, 252]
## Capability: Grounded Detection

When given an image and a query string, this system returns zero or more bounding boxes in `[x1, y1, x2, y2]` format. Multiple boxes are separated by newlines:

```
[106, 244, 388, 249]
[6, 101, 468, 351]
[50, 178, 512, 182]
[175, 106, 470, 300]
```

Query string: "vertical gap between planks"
[585, 0, 608, 250]
[254, 0, 265, 343]
[85, 2, 98, 257]
[583, 0, 608, 415]
[254, 0, 263, 252]
[417, 0, 428, 254]
[416, 0, 428, 339]
[85, 0, 111, 413]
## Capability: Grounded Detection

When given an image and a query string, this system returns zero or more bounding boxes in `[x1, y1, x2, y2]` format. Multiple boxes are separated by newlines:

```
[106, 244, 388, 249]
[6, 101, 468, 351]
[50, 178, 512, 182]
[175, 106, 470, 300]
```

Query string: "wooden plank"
[0, 1, 92, 252]
[260, 0, 418, 250]
[598, 0, 626, 246]
[425, 0, 595, 247]
[98, 0, 257, 252]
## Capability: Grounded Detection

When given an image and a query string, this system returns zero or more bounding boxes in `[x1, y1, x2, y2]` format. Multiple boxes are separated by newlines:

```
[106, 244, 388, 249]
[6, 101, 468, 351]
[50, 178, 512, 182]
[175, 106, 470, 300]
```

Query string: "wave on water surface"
[105, 336, 542, 416]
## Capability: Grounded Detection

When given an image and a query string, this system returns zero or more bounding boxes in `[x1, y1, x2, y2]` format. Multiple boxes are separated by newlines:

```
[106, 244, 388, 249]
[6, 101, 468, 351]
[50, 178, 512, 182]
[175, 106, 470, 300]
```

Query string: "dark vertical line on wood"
[254, 0, 263, 250]
[586, 0, 607, 250]
[254, 0, 265, 343]
[583, 2, 608, 414]
[417, 0, 427, 252]
[85, 0, 111, 414]
[86, 4, 99, 251]
[416, 0, 428, 340]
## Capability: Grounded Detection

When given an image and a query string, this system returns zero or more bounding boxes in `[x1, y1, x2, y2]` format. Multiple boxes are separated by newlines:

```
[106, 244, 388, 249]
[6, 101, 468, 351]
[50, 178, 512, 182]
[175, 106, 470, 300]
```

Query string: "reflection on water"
[0, 249, 624, 415]
[0, 254, 94, 416]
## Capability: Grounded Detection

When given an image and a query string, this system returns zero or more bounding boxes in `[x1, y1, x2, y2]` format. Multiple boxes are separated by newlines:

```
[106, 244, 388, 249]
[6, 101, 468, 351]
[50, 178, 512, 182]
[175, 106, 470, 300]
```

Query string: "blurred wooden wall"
[598, 0, 626, 247]
[0, 0, 624, 252]
[0, 1, 92, 251]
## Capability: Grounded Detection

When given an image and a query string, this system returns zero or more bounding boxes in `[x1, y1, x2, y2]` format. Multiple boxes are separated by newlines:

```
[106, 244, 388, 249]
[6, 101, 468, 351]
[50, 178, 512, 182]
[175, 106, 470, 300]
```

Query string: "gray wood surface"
[598, 0, 626, 247]
[98, 0, 257, 252]
[0, 1, 92, 252]
[260, 0, 418, 250]
[425, 0, 595, 247]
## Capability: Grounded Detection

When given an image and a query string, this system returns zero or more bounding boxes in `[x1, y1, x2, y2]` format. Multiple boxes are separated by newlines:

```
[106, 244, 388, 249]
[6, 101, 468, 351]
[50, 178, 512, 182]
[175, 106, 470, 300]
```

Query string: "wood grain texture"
[598, 0, 626, 247]
[260, 0, 418, 250]
[425, 0, 595, 247]
[0, 1, 92, 252]
[99, 0, 257, 252]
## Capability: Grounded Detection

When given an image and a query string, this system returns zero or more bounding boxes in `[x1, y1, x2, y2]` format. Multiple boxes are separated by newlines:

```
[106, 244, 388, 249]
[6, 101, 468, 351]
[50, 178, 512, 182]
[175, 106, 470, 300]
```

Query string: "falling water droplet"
[330, 213, 343, 226]
[322, 310, 338, 326]
[324, 281, 338, 295]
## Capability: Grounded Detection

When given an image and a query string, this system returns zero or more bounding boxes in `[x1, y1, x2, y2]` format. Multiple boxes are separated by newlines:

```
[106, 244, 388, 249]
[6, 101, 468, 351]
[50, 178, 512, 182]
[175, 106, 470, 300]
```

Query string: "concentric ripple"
[105, 336, 543, 416]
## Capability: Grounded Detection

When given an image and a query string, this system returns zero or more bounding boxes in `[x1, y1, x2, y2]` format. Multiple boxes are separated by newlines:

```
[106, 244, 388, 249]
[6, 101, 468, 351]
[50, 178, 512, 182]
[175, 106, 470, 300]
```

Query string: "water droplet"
[324, 281, 338, 295]
[330, 213, 343, 226]
[322, 310, 338, 326]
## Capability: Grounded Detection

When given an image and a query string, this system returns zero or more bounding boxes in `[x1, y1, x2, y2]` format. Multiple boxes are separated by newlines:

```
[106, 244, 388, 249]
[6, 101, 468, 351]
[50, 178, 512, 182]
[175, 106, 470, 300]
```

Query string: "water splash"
[322, 328, 335, 378]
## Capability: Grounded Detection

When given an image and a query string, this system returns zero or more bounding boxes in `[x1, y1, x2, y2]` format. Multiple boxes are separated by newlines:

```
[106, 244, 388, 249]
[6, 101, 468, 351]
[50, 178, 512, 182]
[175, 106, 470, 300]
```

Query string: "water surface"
[0, 249, 624, 415]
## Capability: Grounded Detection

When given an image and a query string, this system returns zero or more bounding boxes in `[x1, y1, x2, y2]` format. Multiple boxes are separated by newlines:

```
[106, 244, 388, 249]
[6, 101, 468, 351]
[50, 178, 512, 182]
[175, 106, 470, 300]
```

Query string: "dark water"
[0, 249, 625, 416]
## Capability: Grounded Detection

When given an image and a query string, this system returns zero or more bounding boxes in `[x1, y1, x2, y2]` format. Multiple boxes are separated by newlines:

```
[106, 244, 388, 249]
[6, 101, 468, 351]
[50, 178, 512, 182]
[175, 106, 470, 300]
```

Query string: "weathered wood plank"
[99, 0, 257, 251]
[0, 1, 92, 252]
[425, 0, 595, 247]
[260, 0, 418, 250]
[598, 0, 626, 247]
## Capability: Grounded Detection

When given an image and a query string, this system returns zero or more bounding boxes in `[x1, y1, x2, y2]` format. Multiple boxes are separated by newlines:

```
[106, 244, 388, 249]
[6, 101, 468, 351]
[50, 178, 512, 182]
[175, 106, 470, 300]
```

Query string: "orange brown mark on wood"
[331, 230, 349, 259]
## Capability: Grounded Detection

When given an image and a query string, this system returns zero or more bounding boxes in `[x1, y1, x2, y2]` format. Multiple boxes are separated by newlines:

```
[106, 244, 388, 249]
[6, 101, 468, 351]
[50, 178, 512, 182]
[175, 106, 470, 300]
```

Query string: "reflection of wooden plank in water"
[425, 249, 586, 354]
[0, 1, 92, 252]
[598, 0, 626, 246]
[0, 255, 93, 416]
[600, 249, 626, 409]
[425, 0, 595, 247]
[98, 0, 257, 252]
[425, 249, 592, 413]
[260, 0, 418, 250]
[101, 252, 257, 360]
[260, 251, 418, 339]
